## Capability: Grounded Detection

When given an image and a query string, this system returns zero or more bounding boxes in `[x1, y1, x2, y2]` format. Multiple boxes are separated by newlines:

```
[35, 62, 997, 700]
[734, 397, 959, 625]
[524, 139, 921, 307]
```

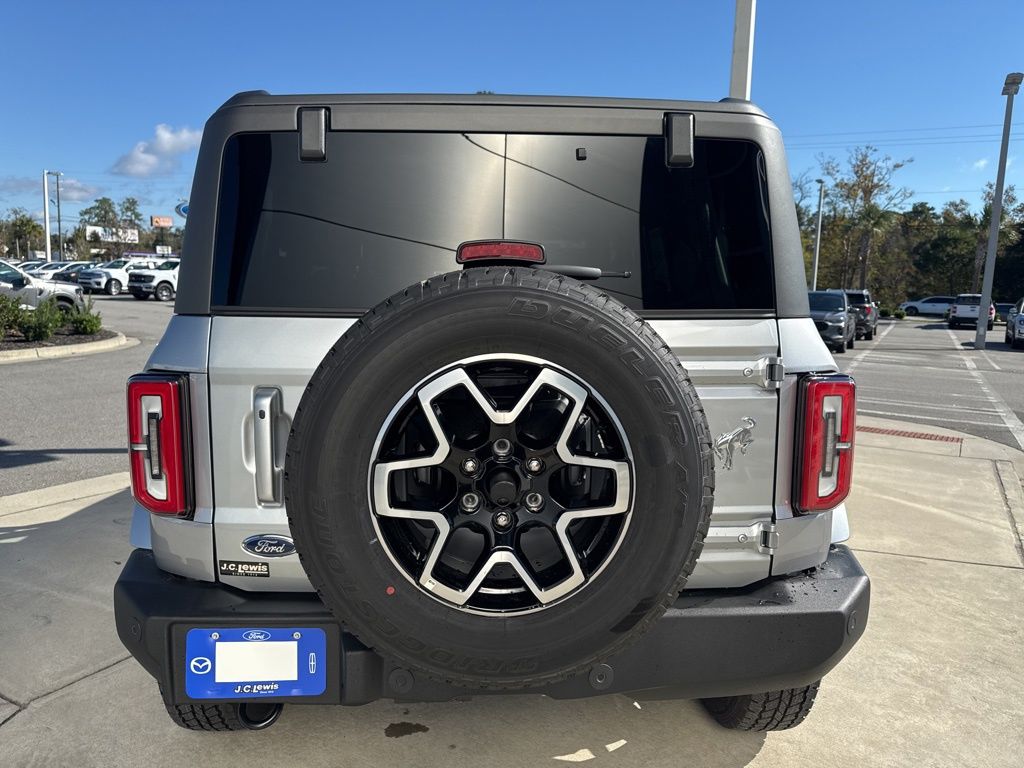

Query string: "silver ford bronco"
[114, 92, 868, 732]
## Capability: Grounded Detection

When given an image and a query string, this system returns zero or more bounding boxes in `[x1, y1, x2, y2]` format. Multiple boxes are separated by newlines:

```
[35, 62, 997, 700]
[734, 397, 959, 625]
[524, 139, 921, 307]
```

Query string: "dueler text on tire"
[285, 268, 714, 688]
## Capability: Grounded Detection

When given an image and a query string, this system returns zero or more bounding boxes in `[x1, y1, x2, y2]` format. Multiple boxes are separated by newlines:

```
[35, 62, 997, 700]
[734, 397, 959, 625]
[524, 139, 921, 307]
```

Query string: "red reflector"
[795, 374, 855, 513]
[127, 374, 192, 516]
[456, 240, 545, 264]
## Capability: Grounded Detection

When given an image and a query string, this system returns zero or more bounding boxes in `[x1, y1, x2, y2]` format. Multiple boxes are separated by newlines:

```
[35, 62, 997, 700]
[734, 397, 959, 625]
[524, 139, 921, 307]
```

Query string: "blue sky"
[2, 0, 1021, 228]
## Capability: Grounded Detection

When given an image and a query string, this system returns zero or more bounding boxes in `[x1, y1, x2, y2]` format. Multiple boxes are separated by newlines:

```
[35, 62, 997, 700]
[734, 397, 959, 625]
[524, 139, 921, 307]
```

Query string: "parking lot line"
[946, 328, 1024, 451]
[980, 350, 1003, 371]
[859, 408, 1011, 429]
[846, 321, 896, 374]
[859, 397, 1002, 416]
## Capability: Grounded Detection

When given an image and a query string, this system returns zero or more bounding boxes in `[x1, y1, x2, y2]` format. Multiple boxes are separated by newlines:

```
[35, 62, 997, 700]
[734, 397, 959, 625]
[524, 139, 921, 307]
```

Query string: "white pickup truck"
[949, 293, 994, 330]
[127, 259, 180, 301]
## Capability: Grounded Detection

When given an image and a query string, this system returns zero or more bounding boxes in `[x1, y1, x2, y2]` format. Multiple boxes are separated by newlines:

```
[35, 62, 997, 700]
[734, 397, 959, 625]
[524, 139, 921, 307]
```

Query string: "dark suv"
[113, 92, 868, 735]
[843, 289, 877, 340]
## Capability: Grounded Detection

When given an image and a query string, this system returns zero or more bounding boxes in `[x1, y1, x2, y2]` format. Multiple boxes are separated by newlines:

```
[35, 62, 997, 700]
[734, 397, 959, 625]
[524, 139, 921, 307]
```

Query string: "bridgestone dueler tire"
[701, 681, 821, 731]
[285, 268, 714, 689]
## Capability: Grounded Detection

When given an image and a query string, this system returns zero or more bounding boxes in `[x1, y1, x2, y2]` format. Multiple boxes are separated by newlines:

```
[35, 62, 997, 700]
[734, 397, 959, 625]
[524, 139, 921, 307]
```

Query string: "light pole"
[975, 72, 1022, 351]
[811, 178, 825, 290]
[42, 170, 51, 261]
[47, 171, 64, 259]
[729, 0, 757, 100]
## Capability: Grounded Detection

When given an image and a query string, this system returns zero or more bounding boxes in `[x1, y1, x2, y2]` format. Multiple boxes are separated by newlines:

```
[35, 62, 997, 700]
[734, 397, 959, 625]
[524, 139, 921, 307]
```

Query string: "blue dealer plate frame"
[185, 627, 326, 699]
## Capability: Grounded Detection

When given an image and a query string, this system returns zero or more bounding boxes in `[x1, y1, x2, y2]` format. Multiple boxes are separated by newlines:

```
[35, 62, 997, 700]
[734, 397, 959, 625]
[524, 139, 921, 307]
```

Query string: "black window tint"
[808, 292, 843, 311]
[956, 295, 981, 305]
[213, 132, 774, 312]
[845, 292, 869, 304]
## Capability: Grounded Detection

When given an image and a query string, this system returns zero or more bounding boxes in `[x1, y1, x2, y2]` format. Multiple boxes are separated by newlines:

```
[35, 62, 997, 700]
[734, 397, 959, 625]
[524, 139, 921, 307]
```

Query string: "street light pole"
[729, 0, 757, 100]
[811, 178, 825, 290]
[54, 171, 63, 259]
[42, 170, 52, 262]
[975, 72, 1022, 351]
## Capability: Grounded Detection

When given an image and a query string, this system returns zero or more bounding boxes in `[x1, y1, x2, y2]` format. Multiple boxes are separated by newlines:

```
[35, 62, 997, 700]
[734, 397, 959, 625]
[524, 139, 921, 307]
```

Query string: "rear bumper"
[114, 545, 869, 706]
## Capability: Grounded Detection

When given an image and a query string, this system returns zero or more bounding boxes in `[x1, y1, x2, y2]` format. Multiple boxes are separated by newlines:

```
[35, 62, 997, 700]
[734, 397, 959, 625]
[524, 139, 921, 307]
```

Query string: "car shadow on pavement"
[0, 489, 768, 768]
[0, 440, 125, 471]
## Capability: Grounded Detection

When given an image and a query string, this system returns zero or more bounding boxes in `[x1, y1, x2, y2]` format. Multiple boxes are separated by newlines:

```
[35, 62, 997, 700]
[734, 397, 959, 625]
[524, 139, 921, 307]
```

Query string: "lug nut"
[526, 457, 544, 474]
[492, 438, 513, 461]
[524, 492, 544, 512]
[460, 492, 482, 513]
[461, 457, 479, 476]
[493, 510, 513, 530]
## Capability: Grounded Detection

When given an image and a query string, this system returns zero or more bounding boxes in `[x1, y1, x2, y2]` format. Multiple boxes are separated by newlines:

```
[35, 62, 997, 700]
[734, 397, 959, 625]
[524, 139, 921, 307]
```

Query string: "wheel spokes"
[371, 363, 631, 610]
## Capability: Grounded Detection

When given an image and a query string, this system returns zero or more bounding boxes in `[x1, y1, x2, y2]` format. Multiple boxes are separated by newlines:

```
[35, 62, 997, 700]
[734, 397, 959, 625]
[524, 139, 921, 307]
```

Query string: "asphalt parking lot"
[836, 317, 1024, 451]
[0, 294, 172, 496]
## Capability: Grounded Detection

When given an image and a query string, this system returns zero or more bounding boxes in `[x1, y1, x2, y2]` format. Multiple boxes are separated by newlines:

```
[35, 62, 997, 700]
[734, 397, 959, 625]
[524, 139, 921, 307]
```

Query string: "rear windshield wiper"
[542, 265, 632, 280]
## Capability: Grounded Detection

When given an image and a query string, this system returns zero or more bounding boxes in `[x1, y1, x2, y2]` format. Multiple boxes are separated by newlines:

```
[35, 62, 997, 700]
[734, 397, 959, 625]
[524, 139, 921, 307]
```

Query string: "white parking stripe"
[945, 328, 1024, 451]
[846, 322, 896, 374]
[859, 397, 1001, 415]
[981, 351, 1003, 371]
[859, 409, 1008, 428]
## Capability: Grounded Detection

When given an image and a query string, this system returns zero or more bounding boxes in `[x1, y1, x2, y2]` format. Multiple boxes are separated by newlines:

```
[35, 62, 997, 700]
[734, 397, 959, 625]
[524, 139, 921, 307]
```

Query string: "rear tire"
[906, 306, 918, 316]
[988, 321, 994, 331]
[106, 279, 122, 296]
[864, 328, 874, 341]
[702, 681, 820, 731]
[156, 282, 174, 301]
[846, 335, 854, 349]
[163, 700, 282, 731]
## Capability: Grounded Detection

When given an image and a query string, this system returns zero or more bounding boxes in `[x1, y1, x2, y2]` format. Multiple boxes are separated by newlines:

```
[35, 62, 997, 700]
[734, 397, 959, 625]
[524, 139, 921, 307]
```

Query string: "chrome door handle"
[253, 387, 283, 505]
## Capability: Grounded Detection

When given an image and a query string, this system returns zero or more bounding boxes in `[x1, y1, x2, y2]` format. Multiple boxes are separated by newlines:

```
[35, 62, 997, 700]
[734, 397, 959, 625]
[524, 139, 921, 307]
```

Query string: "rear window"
[809, 292, 844, 311]
[212, 132, 774, 314]
[845, 291, 870, 305]
[956, 295, 981, 305]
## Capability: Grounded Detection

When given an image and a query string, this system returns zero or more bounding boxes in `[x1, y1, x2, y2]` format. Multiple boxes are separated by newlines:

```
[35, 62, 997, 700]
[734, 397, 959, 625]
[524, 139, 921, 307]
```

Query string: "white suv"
[127, 259, 180, 301]
[78, 257, 162, 296]
[949, 293, 994, 330]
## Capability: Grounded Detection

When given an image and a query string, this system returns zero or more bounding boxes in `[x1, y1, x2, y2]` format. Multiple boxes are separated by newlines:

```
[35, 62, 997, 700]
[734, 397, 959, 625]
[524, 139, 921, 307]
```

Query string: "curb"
[0, 332, 138, 365]
[0, 472, 129, 517]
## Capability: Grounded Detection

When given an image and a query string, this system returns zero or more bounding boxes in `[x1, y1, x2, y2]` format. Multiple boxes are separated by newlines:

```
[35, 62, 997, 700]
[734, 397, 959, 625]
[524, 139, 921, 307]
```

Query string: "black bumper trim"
[114, 545, 869, 705]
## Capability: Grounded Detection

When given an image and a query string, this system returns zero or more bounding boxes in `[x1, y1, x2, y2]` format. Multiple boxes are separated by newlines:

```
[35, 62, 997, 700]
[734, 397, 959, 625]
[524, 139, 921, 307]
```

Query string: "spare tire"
[286, 268, 713, 688]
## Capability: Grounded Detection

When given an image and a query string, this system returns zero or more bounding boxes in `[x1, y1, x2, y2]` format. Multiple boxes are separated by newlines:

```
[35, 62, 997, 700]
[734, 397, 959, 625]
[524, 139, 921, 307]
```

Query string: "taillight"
[456, 240, 545, 264]
[794, 374, 855, 513]
[127, 373, 192, 516]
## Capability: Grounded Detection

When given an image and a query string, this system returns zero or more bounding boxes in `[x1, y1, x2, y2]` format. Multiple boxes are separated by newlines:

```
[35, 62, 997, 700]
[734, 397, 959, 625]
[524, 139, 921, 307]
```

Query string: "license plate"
[184, 627, 326, 699]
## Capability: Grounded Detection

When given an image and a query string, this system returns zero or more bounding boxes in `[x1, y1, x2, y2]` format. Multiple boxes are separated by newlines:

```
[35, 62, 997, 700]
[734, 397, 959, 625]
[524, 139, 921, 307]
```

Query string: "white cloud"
[112, 124, 202, 177]
[59, 178, 101, 202]
[0, 176, 40, 198]
[972, 158, 989, 171]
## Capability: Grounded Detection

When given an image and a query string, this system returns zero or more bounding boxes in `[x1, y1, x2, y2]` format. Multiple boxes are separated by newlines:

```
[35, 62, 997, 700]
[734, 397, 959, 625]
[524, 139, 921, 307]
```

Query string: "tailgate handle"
[253, 388, 283, 506]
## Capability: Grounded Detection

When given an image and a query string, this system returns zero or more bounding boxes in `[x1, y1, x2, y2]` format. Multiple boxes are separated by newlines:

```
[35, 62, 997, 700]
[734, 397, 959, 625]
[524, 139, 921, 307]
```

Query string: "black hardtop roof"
[217, 90, 769, 118]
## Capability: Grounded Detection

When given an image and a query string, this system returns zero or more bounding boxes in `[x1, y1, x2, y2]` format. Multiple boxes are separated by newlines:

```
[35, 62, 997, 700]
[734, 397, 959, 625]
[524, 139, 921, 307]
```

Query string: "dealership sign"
[151, 216, 173, 228]
[175, 201, 189, 218]
[85, 225, 139, 244]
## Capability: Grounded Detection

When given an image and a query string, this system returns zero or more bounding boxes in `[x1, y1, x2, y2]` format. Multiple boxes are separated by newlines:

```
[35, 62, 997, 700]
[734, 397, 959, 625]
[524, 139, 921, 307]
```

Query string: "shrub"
[17, 298, 64, 342]
[879, 306, 893, 318]
[0, 295, 22, 339]
[893, 309, 906, 319]
[68, 297, 103, 335]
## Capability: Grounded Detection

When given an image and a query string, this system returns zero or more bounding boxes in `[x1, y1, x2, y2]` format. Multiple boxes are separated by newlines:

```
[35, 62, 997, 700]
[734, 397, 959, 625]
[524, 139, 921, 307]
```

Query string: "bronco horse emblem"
[714, 417, 757, 470]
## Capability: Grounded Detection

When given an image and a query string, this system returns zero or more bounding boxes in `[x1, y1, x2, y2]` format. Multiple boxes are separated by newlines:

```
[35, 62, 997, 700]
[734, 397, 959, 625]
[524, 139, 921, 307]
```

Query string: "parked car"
[35, 260, 91, 283]
[1004, 299, 1024, 347]
[949, 293, 994, 330]
[27, 261, 76, 279]
[809, 290, 855, 353]
[842, 289, 877, 340]
[50, 262, 93, 283]
[78, 257, 162, 295]
[128, 259, 180, 301]
[994, 302, 1015, 323]
[0, 258, 85, 313]
[114, 91, 867, 734]
[14, 259, 45, 272]
[898, 295, 956, 316]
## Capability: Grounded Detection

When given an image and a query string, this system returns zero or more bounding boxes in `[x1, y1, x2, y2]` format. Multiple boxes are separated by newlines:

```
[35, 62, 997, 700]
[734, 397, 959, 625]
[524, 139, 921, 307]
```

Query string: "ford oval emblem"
[242, 630, 271, 642]
[241, 534, 296, 558]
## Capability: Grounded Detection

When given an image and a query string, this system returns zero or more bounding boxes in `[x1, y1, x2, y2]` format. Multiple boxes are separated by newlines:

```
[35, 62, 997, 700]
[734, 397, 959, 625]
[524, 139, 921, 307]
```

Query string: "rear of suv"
[843, 289, 877, 340]
[949, 293, 994, 329]
[114, 92, 868, 734]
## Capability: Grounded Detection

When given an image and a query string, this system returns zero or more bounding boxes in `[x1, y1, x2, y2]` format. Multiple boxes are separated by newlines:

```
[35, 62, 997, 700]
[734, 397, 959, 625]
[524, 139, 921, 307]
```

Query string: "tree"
[970, 183, 1024, 290]
[0, 208, 45, 257]
[818, 147, 913, 292]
